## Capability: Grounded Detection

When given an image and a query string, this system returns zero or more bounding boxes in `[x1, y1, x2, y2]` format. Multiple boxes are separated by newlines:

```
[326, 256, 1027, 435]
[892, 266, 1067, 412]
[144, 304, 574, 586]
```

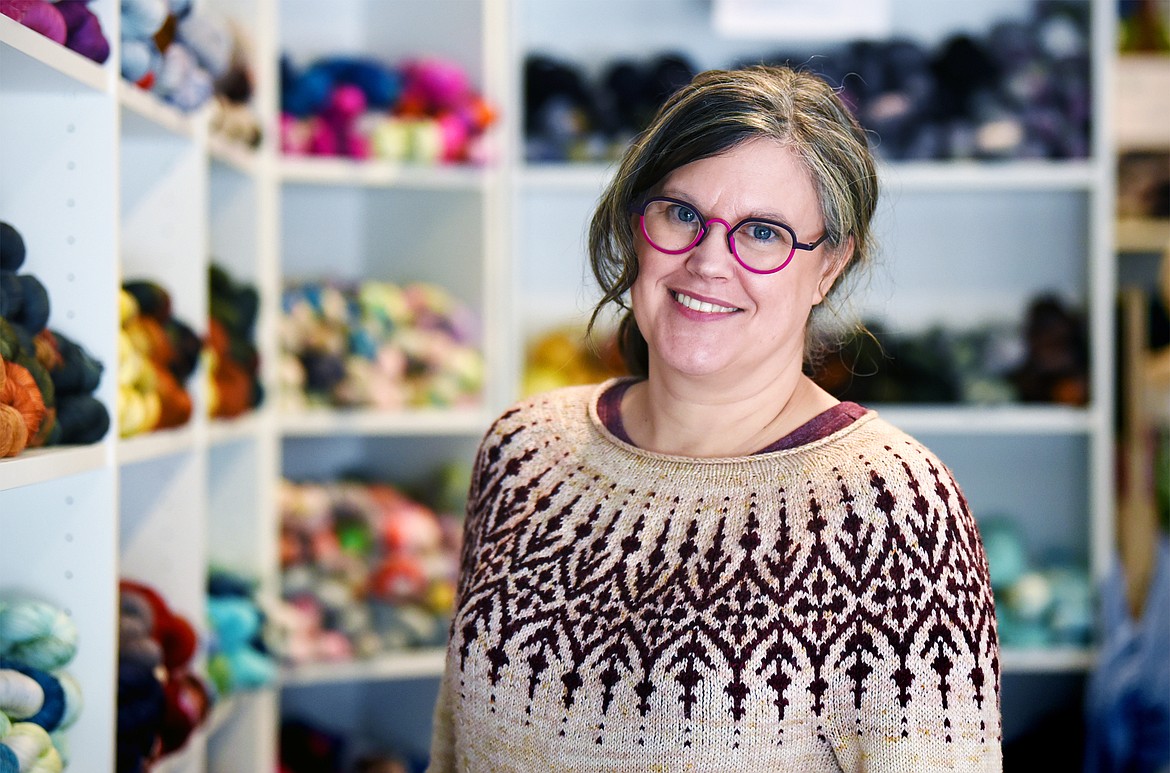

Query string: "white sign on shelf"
[713, 0, 891, 40]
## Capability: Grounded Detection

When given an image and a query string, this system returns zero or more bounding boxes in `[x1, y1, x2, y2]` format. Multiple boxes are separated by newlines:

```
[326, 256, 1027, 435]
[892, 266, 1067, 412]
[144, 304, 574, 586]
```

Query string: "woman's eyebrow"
[659, 190, 793, 223]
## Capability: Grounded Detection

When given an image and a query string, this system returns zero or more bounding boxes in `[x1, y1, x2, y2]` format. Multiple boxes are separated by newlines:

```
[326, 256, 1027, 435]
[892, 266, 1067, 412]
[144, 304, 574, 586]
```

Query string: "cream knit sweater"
[428, 382, 1002, 772]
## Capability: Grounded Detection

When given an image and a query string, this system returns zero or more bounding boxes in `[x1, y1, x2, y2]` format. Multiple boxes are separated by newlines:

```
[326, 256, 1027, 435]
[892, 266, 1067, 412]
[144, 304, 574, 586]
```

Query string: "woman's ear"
[815, 236, 854, 304]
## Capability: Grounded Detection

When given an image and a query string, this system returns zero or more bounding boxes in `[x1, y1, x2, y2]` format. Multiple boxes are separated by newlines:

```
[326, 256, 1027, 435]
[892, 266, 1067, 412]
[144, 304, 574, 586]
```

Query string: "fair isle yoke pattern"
[429, 382, 1002, 772]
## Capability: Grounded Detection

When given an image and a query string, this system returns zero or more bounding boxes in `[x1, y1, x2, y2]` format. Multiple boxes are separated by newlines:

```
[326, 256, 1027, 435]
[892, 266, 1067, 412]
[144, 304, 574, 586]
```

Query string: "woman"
[429, 65, 1001, 771]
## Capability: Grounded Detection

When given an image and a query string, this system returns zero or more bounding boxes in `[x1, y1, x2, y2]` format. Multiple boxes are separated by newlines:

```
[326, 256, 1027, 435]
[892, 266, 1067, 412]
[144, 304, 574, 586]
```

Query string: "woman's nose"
[685, 218, 736, 276]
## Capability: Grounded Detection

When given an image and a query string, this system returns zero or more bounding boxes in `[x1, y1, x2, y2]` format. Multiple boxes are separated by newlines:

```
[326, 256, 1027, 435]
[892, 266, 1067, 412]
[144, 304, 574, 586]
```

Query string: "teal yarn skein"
[0, 601, 78, 673]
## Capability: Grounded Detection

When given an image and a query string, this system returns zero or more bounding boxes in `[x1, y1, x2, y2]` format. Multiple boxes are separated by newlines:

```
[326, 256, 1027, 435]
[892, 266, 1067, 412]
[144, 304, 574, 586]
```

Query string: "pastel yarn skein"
[0, 722, 63, 773]
[0, 660, 65, 733]
[0, 670, 42, 720]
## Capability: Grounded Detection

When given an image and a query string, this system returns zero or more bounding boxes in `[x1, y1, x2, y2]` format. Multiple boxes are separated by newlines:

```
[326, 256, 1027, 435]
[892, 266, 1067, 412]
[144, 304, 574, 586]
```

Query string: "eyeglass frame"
[630, 195, 830, 275]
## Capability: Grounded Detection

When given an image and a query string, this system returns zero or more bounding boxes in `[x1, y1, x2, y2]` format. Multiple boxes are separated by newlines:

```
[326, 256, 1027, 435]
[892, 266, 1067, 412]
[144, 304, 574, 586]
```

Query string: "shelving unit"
[0, 0, 1118, 768]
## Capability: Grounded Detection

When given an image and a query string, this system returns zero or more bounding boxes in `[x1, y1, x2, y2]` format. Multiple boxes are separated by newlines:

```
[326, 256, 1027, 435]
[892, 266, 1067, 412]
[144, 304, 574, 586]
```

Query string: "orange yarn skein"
[0, 353, 46, 457]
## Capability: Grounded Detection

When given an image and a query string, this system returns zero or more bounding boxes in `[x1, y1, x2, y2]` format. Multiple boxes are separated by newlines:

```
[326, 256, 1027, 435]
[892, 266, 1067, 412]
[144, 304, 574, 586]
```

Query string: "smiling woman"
[428, 65, 1002, 773]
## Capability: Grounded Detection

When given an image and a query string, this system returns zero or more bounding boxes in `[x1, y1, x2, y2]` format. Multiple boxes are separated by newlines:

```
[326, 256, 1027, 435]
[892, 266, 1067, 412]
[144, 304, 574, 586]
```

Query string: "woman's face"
[630, 137, 845, 389]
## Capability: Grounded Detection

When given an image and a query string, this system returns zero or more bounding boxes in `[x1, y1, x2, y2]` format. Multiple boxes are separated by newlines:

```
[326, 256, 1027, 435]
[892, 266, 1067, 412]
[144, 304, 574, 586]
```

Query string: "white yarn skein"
[1, 722, 53, 770]
[0, 670, 44, 720]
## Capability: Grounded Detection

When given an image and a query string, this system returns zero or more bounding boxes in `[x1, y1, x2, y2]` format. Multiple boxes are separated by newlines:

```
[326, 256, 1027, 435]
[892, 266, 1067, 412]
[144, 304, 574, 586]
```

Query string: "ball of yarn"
[0, 721, 62, 773]
[43, 330, 103, 396]
[0, 660, 65, 732]
[0, 273, 21, 319]
[52, 671, 82, 731]
[13, 275, 50, 335]
[160, 671, 211, 753]
[54, 0, 110, 64]
[0, 405, 28, 459]
[0, 1, 66, 44]
[54, 395, 110, 445]
[0, 669, 43, 720]
[0, 357, 46, 456]
[119, 581, 197, 671]
[119, 0, 167, 39]
[0, 600, 79, 672]
[0, 222, 24, 271]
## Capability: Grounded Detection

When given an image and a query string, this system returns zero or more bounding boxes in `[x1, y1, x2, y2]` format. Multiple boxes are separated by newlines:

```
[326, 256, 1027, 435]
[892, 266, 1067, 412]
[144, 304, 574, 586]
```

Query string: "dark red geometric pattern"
[439, 385, 1001, 769]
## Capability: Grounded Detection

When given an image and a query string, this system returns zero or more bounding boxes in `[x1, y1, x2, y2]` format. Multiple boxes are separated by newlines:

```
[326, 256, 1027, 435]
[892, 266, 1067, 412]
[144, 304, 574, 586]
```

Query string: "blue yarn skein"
[120, 0, 168, 40]
[8, 275, 50, 335]
[0, 745, 18, 773]
[0, 272, 21, 319]
[0, 222, 25, 271]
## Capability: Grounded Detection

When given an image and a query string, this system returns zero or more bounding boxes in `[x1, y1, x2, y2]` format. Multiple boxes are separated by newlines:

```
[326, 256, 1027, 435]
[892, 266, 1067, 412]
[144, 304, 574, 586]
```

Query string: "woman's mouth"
[671, 290, 740, 314]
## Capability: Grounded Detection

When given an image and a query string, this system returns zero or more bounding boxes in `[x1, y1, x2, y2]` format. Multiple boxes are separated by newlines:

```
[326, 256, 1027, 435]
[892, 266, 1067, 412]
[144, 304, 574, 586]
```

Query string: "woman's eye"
[747, 223, 777, 241]
[670, 205, 697, 224]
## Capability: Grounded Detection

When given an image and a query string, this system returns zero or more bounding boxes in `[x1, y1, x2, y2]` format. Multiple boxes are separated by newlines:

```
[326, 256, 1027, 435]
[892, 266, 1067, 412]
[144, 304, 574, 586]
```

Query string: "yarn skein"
[0, 600, 79, 672]
[0, 670, 42, 720]
[0, 356, 45, 457]
[0, 660, 65, 733]
[0, 722, 62, 773]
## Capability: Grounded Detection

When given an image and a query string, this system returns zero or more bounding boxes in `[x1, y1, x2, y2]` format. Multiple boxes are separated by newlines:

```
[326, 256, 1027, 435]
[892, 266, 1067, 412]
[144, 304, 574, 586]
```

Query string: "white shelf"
[278, 157, 494, 190]
[0, 445, 108, 491]
[279, 407, 492, 437]
[209, 134, 263, 176]
[209, 413, 267, 446]
[880, 160, 1100, 191]
[1001, 646, 1096, 674]
[0, 13, 109, 92]
[118, 80, 204, 138]
[116, 426, 200, 466]
[281, 648, 447, 686]
[517, 160, 1100, 192]
[874, 404, 1098, 435]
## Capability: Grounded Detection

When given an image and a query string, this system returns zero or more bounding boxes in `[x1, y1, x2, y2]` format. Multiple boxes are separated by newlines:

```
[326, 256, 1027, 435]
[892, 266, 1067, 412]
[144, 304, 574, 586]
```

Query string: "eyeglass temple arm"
[794, 232, 830, 252]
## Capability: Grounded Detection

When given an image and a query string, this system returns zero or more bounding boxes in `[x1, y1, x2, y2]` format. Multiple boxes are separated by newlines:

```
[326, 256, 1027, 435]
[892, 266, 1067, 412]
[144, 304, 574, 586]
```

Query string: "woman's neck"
[620, 370, 839, 458]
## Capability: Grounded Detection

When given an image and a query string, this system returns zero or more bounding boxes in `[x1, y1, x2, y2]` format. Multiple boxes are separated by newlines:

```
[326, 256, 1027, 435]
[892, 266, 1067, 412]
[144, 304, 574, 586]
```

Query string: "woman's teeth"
[673, 291, 738, 314]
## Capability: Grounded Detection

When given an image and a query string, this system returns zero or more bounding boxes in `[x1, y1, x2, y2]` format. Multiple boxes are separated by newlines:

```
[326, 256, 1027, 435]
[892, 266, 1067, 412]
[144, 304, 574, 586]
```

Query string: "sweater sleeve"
[824, 444, 1002, 772]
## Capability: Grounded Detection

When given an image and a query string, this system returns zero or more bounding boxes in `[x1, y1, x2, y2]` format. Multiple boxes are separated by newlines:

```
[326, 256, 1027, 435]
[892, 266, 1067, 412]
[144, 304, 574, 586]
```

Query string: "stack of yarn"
[526, 2, 1091, 163]
[117, 580, 211, 772]
[274, 473, 464, 664]
[522, 324, 626, 397]
[207, 263, 263, 419]
[120, 0, 246, 114]
[0, 597, 84, 773]
[0, 220, 109, 456]
[0, 0, 110, 63]
[809, 294, 1089, 407]
[118, 281, 200, 438]
[204, 571, 277, 697]
[979, 516, 1094, 648]
[280, 280, 483, 411]
[280, 55, 496, 165]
